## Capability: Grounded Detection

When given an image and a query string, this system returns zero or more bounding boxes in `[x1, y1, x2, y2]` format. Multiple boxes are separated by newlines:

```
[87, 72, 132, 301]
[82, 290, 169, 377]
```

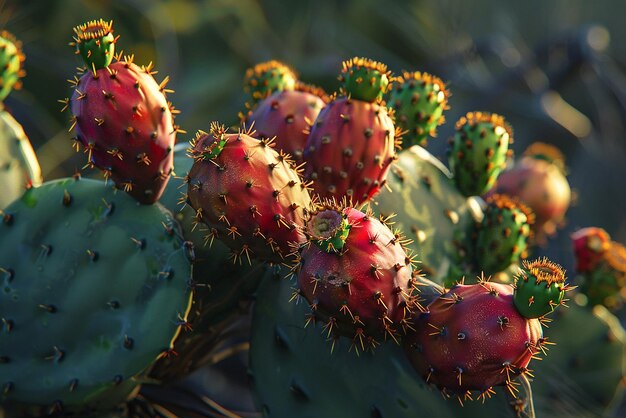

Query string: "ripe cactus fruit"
[338, 57, 391, 102]
[389, 71, 449, 147]
[291, 202, 420, 351]
[572, 227, 611, 273]
[0, 109, 42, 209]
[475, 194, 534, 275]
[513, 258, 568, 318]
[64, 19, 180, 204]
[304, 58, 399, 204]
[490, 142, 571, 243]
[243, 60, 297, 104]
[0, 30, 25, 102]
[0, 177, 193, 411]
[245, 82, 328, 162]
[448, 112, 513, 197]
[185, 123, 312, 264]
[404, 280, 545, 399]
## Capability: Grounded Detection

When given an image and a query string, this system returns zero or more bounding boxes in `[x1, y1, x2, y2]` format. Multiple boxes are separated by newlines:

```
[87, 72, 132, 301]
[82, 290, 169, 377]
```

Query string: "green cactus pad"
[475, 194, 533, 276]
[513, 258, 567, 318]
[72, 19, 116, 70]
[448, 111, 513, 197]
[0, 110, 42, 209]
[0, 31, 25, 102]
[373, 145, 484, 285]
[389, 71, 449, 147]
[340, 57, 391, 102]
[533, 303, 626, 416]
[249, 271, 526, 417]
[243, 60, 297, 104]
[0, 178, 193, 411]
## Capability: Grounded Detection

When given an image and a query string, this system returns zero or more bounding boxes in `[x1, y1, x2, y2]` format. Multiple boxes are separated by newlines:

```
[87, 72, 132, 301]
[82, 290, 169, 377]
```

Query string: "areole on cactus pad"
[63, 19, 181, 204]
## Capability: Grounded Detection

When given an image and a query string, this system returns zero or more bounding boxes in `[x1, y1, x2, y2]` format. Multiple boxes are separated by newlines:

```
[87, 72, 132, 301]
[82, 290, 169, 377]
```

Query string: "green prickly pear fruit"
[578, 241, 626, 310]
[71, 19, 117, 70]
[513, 258, 569, 318]
[338, 57, 391, 102]
[0, 30, 25, 102]
[475, 194, 534, 275]
[0, 177, 193, 413]
[0, 109, 42, 209]
[243, 60, 297, 105]
[448, 111, 513, 197]
[389, 71, 449, 147]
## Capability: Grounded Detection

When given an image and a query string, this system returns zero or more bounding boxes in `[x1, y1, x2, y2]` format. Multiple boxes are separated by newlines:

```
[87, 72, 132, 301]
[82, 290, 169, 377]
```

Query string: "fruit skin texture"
[389, 71, 449, 147]
[0, 177, 193, 411]
[448, 112, 513, 197]
[293, 205, 419, 349]
[303, 97, 397, 204]
[0, 109, 42, 209]
[69, 56, 177, 204]
[186, 124, 312, 264]
[404, 282, 543, 395]
[475, 194, 533, 276]
[489, 144, 571, 243]
[246, 85, 328, 163]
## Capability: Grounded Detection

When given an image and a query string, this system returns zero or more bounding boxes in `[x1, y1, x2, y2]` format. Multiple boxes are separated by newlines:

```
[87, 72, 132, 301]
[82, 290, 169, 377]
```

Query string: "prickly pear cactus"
[389, 71, 449, 147]
[532, 303, 626, 417]
[373, 145, 483, 284]
[448, 112, 513, 197]
[0, 30, 25, 102]
[0, 109, 42, 209]
[243, 60, 297, 105]
[249, 272, 523, 418]
[0, 177, 193, 413]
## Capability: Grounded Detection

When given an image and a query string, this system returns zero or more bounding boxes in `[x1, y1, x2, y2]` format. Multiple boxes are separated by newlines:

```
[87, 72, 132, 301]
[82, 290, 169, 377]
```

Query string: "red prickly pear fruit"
[66, 19, 180, 204]
[303, 58, 399, 204]
[489, 142, 571, 244]
[404, 281, 544, 398]
[185, 123, 313, 264]
[291, 201, 421, 352]
[245, 82, 329, 163]
[572, 227, 611, 273]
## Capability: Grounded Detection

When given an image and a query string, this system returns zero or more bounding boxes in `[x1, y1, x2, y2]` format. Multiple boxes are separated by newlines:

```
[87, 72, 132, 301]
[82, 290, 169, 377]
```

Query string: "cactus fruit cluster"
[64, 19, 181, 204]
[2, 17, 626, 418]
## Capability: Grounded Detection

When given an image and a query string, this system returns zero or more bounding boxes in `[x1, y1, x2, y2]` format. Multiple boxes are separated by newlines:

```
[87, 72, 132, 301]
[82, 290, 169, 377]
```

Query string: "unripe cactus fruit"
[303, 58, 399, 204]
[0, 30, 26, 102]
[578, 240, 626, 309]
[243, 60, 297, 104]
[475, 194, 534, 275]
[448, 112, 513, 197]
[65, 19, 180, 204]
[291, 202, 420, 352]
[513, 258, 568, 318]
[389, 71, 449, 147]
[246, 82, 328, 162]
[338, 57, 391, 102]
[185, 123, 312, 264]
[404, 281, 544, 398]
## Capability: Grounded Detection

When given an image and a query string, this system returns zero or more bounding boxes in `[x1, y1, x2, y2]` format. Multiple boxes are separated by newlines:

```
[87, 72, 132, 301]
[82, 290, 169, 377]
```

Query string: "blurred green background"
[3, 0, 626, 272]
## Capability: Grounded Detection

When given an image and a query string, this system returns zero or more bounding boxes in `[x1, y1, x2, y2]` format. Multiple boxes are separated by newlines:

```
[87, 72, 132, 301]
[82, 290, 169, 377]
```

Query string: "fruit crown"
[520, 257, 566, 285]
[72, 19, 117, 70]
[294, 81, 331, 104]
[455, 111, 514, 141]
[397, 71, 450, 101]
[188, 122, 230, 161]
[339, 57, 392, 103]
[605, 241, 626, 273]
[485, 194, 536, 225]
[523, 142, 566, 172]
[243, 60, 297, 100]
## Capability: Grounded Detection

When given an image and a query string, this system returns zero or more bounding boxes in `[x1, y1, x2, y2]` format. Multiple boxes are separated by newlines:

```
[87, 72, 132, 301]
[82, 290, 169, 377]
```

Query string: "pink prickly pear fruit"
[245, 82, 329, 163]
[572, 227, 611, 273]
[291, 201, 421, 352]
[404, 281, 548, 399]
[303, 58, 400, 205]
[185, 123, 313, 264]
[65, 19, 181, 204]
[489, 142, 571, 243]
